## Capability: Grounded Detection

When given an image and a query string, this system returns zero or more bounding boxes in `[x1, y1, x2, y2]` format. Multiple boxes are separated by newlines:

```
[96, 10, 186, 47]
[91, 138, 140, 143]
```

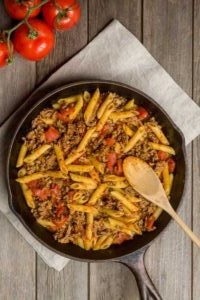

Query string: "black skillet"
[6, 81, 187, 300]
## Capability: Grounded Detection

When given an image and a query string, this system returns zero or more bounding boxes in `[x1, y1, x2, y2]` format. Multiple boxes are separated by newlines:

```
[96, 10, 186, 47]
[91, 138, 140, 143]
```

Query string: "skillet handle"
[118, 247, 162, 300]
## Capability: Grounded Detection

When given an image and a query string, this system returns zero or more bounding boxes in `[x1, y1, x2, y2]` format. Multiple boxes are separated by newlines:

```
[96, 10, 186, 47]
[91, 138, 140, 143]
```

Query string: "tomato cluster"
[0, 0, 81, 67]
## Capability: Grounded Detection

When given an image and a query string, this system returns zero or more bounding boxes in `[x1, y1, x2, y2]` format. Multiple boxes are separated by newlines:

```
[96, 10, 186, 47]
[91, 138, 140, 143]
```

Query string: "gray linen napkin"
[1, 20, 200, 271]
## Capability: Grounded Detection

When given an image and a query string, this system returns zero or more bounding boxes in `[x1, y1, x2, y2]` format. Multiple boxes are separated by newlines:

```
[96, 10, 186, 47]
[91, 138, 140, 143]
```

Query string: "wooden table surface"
[0, 1, 200, 299]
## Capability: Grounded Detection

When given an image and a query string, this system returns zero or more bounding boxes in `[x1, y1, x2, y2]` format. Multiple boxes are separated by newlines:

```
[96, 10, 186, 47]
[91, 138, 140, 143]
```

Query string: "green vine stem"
[3, 0, 50, 64]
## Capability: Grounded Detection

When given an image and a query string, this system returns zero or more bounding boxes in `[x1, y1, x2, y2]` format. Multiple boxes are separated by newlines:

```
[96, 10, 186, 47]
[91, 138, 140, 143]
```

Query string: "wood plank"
[0, 213, 36, 300]
[89, 1, 141, 299]
[143, 1, 193, 299]
[36, 1, 88, 299]
[192, 1, 200, 299]
[0, 2, 36, 123]
[0, 3, 36, 300]
[37, 257, 88, 300]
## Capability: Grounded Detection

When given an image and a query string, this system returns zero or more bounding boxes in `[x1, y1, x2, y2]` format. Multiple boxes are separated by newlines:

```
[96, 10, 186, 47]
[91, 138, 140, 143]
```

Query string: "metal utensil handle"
[119, 247, 162, 300]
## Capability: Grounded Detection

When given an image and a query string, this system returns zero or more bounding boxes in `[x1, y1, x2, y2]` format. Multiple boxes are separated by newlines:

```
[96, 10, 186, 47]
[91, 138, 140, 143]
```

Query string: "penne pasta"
[84, 88, 100, 125]
[111, 190, 139, 212]
[46, 171, 68, 178]
[97, 93, 114, 119]
[24, 144, 51, 164]
[76, 127, 96, 152]
[69, 96, 83, 121]
[86, 213, 93, 240]
[96, 104, 115, 131]
[93, 235, 110, 250]
[110, 110, 135, 121]
[148, 124, 169, 145]
[37, 218, 55, 228]
[20, 183, 35, 208]
[70, 173, 97, 187]
[89, 156, 105, 174]
[16, 142, 28, 167]
[162, 162, 171, 196]
[99, 208, 124, 218]
[41, 118, 54, 125]
[68, 204, 98, 215]
[54, 144, 68, 173]
[108, 181, 128, 189]
[123, 99, 135, 110]
[148, 142, 175, 155]
[123, 124, 134, 137]
[70, 183, 97, 190]
[83, 91, 91, 102]
[84, 239, 93, 250]
[16, 172, 47, 183]
[103, 175, 125, 182]
[89, 169, 101, 183]
[65, 151, 84, 165]
[66, 164, 94, 173]
[76, 237, 85, 249]
[88, 183, 107, 205]
[53, 95, 81, 109]
[124, 126, 146, 153]
[100, 236, 113, 249]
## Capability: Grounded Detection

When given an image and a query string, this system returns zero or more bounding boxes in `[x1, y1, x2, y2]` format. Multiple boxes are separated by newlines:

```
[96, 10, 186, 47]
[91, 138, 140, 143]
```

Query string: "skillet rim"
[6, 80, 187, 262]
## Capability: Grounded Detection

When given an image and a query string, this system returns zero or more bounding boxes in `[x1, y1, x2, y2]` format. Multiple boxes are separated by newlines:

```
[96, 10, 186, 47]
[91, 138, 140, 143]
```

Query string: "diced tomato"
[51, 183, 61, 197]
[114, 159, 123, 176]
[146, 216, 155, 231]
[100, 124, 109, 136]
[157, 150, 169, 161]
[115, 232, 131, 244]
[56, 202, 65, 217]
[44, 126, 60, 142]
[168, 158, 176, 173]
[106, 152, 117, 173]
[33, 188, 49, 200]
[57, 107, 75, 123]
[137, 107, 149, 120]
[105, 137, 116, 146]
[53, 216, 68, 227]
[27, 180, 39, 190]
[68, 190, 76, 202]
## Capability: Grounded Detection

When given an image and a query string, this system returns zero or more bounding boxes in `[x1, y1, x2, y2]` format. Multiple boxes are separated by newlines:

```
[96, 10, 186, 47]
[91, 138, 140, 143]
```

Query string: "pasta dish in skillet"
[15, 89, 176, 250]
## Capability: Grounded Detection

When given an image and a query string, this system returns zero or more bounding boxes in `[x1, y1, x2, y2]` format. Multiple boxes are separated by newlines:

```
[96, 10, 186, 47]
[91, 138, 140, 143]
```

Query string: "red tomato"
[33, 187, 49, 200]
[4, 0, 42, 20]
[42, 0, 81, 31]
[137, 107, 149, 120]
[57, 107, 75, 123]
[114, 159, 123, 176]
[105, 137, 115, 146]
[168, 158, 176, 173]
[68, 190, 76, 202]
[145, 216, 155, 231]
[51, 183, 61, 197]
[115, 232, 131, 244]
[45, 126, 60, 142]
[56, 202, 65, 217]
[157, 150, 169, 161]
[13, 19, 54, 61]
[100, 124, 109, 136]
[53, 216, 68, 227]
[27, 180, 39, 190]
[0, 40, 9, 67]
[106, 152, 117, 173]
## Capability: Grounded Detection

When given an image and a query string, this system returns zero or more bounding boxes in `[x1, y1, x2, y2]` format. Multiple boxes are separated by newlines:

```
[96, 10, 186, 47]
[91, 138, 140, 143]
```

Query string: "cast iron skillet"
[7, 81, 186, 300]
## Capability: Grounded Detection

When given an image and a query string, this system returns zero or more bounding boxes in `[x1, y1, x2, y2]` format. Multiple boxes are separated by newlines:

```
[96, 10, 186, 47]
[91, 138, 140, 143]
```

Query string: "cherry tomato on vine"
[42, 0, 81, 31]
[0, 40, 10, 67]
[4, 0, 42, 20]
[13, 19, 54, 61]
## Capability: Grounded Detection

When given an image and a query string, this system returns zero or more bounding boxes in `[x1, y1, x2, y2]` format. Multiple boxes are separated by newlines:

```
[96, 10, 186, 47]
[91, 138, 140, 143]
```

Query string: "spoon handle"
[167, 206, 200, 248]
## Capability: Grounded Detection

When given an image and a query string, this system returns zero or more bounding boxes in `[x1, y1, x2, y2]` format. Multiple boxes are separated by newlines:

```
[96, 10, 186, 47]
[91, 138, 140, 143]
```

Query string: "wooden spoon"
[123, 156, 200, 247]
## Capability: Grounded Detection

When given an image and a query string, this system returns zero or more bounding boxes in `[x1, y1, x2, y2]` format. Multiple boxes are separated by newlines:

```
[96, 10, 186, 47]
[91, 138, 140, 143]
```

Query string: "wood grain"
[143, 1, 193, 299]
[89, 1, 141, 299]
[37, 258, 88, 300]
[0, 213, 36, 300]
[192, 1, 200, 299]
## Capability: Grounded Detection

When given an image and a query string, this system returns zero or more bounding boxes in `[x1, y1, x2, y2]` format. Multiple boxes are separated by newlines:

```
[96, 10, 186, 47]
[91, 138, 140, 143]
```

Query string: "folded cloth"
[1, 20, 200, 271]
